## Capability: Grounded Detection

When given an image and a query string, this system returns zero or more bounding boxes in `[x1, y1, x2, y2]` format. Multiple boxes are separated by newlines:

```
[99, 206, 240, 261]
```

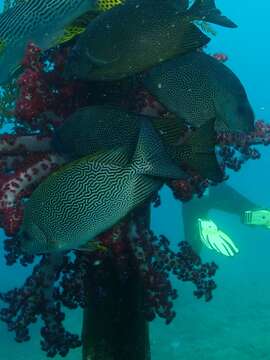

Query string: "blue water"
[1, 1, 270, 359]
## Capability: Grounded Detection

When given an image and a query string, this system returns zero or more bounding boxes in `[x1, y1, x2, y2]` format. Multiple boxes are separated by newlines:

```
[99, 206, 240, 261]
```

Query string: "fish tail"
[132, 120, 187, 180]
[187, 0, 237, 28]
[180, 119, 224, 182]
[151, 114, 186, 145]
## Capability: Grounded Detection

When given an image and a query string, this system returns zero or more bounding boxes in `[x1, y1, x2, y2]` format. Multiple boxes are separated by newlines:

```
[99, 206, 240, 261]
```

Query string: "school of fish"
[0, 0, 254, 254]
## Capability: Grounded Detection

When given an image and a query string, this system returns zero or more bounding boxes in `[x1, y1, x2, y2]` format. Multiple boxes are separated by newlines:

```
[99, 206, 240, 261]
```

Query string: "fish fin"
[55, 26, 86, 45]
[53, 11, 97, 46]
[151, 114, 186, 145]
[187, 0, 237, 28]
[90, 146, 131, 166]
[132, 120, 187, 180]
[178, 119, 224, 182]
[54, 147, 130, 177]
[95, 0, 125, 12]
[181, 23, 210, 51]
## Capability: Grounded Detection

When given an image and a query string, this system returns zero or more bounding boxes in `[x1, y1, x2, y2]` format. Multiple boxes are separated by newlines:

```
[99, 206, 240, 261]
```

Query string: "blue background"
[0, 1, 270, 359]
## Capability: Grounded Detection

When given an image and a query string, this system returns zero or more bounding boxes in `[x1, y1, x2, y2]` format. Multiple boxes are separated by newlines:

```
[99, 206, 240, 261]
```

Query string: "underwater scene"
[0, 0, 270, 359]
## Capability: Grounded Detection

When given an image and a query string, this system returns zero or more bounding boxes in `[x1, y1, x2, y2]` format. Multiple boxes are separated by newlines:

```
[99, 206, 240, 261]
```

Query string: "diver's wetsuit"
[182, 183, 259, 254]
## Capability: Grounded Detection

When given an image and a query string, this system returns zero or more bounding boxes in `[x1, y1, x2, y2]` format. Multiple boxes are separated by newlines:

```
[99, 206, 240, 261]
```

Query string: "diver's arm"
[205, 183, 259, 215]
[182, 201, 239, 257]
[182, 182, 269, 257]
[206, 183, 270, 227]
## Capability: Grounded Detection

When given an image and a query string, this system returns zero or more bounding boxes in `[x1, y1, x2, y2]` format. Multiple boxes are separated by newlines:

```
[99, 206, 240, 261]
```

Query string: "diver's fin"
[132, 120, 187, 179]
[177, 119, 224, 182]
[187, 0, 237, 28]
[180, 23, 210, 52]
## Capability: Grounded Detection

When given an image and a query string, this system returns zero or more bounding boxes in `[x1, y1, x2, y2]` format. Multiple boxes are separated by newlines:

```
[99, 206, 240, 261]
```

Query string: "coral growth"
[0, 43, 269, 358]
[0, 147, 65, 236]
[14, 43, 86, 130]
[0, 207, 218, 356]
[217, 120, 270, 171]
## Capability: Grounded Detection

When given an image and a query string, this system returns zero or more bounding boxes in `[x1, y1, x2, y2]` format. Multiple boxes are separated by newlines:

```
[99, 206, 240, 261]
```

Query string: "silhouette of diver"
[182, 183, 270, 256]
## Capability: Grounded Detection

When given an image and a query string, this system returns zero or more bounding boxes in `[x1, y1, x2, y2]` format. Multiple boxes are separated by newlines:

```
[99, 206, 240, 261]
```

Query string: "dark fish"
[20, 121, 186, 254]
[52, 105, 223, 181]
[167, 119, 223, 181]
[64, 0, 236, 81]
[143, 51, 255, 133]
[52, 105, 183, 157]
[178, 0, 189, 12]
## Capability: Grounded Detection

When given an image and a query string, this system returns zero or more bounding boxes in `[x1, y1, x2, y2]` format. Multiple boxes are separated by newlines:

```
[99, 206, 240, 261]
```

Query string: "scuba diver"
[182, 183, 270, 256]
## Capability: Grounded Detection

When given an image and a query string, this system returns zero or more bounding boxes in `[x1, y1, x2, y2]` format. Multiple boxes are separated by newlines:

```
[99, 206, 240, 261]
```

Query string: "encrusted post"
[82, 206, 151, 360]
[82, 258, 150, 360]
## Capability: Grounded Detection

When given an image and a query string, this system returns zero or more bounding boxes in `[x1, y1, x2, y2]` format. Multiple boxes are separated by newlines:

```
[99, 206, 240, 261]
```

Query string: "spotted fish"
[166, 119, 223, 181]
[20, 121, 187, 254]
[52, 105, 223, 181]
[143, 51, 255, 133]
[52, 105, 183, 157]
[0, 0, 124, 84]
[64, 0, 236, 81]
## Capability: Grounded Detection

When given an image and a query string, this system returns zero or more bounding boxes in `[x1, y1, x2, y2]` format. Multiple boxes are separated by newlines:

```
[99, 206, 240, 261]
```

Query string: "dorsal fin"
[132, 120, 187, 179]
